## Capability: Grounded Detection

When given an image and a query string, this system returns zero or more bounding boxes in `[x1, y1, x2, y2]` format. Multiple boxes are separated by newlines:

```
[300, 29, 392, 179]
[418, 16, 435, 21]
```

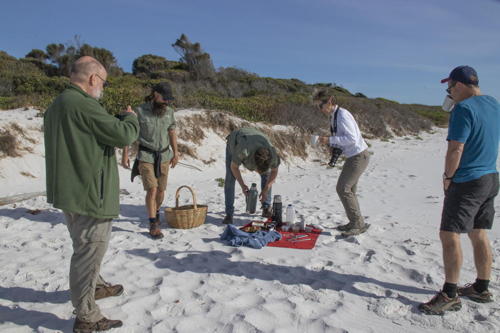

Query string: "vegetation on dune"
[0, 34, 447, 140]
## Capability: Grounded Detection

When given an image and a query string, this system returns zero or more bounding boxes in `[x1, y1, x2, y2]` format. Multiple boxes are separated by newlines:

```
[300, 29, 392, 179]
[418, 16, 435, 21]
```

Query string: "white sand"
[0, 108, 499, 332]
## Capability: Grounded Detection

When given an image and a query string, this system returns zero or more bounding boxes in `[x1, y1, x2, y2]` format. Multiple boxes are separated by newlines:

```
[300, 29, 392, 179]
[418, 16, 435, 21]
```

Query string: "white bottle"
[285, 204, 295, 224]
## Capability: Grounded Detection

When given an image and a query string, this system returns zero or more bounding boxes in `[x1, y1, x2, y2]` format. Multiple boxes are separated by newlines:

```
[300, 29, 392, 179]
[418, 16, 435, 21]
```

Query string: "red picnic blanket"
[241, 223, 322, 250]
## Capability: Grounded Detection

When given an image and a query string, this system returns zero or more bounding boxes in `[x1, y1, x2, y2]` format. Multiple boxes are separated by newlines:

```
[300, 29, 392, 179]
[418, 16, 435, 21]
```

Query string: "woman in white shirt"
[313, 90, 370, 236]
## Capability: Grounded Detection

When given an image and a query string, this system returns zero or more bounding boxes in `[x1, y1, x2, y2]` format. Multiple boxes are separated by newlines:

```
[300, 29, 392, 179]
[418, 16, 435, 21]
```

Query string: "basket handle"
[175, 185, 198, 209]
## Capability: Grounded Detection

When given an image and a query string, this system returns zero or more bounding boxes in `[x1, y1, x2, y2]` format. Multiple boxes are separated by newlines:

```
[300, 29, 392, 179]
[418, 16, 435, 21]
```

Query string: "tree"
[172, 34, 215, 80]
[77, 44, 123, 76]
[43, 37, 123, 77]
[25, 49, 48, 61]
[132, 54, 172, 77]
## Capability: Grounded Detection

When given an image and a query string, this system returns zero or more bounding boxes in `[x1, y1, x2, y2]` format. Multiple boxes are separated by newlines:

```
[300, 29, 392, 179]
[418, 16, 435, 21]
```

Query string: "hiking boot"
[149, 221, 164, 239]
[418, 291, 462, 315]
[95, 283, 124, 300]
[262, 207, 272, 218]
[458, 284, 493, 303]
[340, 223, 370, 237]
[73, 317, 123, 333]
[223, 215, 233, 224]
[337, 222, 355, 231]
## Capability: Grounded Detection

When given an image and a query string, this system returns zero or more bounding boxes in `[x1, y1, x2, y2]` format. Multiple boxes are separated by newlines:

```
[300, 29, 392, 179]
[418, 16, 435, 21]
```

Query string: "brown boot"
[149, 220, 164, 239]
[458, 283, 493, 303]
[418, 291, 462, 315]
[73, 317, 123, 333]
[95, 283, 124, 300]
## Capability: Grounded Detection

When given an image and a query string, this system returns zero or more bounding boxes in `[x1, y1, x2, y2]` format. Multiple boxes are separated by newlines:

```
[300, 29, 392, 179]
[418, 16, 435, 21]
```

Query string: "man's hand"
[170, 153, 179, 168]
[259, 187, 269, 203]
[319, 136, 330, 145]
[121, 155, 130, 169]
[241, 184, 249, 196]
[443, 179, 452, 193]
[123, 105, 136, 116]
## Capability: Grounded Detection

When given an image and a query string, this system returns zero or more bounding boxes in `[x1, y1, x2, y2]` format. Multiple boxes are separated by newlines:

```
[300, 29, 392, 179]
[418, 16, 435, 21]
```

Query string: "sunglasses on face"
[446, 82, 456, 94]
[95, 73, 109, 88]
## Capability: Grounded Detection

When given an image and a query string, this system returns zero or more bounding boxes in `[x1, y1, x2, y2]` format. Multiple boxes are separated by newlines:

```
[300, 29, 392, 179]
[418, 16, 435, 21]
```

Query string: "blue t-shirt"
[447, 95, 500, 182]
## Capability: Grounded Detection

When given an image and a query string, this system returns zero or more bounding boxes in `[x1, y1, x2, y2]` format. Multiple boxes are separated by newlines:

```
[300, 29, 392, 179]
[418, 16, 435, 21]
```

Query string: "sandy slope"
[0, 108, 499, 333]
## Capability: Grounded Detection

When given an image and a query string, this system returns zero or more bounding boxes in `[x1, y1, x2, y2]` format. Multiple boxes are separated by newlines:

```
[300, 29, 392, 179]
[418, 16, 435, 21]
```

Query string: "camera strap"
[330, 106, 340, 135]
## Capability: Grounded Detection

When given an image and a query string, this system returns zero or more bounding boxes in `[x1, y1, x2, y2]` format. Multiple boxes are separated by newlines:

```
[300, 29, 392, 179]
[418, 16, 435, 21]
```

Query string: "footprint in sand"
[364, 249, 376, 263]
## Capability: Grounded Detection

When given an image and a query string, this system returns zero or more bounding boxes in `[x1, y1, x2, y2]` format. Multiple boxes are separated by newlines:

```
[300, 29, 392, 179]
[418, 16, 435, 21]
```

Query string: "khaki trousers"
[63, 212, 112, 322]
[336, 149, 370, 227]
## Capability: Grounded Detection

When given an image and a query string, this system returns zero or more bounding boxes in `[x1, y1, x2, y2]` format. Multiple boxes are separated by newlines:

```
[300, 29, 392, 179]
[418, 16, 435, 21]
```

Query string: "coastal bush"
[132, 54, 173, 76]
[101, 75, 149, 115]
[0, 127, 20, 157]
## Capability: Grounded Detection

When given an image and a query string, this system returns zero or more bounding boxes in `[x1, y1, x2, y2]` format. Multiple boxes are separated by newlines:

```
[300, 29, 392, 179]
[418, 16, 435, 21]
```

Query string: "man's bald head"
[70, 56, 106, 84]
[70, 56, 107, 99]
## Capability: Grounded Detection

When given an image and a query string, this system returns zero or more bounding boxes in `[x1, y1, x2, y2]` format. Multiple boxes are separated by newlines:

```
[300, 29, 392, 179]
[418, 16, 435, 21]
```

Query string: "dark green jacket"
[44, 84, 139, 218]
[228, 127, 280, 171]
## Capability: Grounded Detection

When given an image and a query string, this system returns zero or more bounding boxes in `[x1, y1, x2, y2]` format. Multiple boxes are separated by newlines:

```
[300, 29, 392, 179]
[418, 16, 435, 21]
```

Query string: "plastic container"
[310, 135, 319, 145]
[246, 183, 258, 214]
[285, 204, 295, 224]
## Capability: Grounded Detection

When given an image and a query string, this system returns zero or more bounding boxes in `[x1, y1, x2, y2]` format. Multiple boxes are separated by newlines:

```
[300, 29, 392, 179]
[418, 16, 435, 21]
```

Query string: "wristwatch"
[443, 173, 453, 180]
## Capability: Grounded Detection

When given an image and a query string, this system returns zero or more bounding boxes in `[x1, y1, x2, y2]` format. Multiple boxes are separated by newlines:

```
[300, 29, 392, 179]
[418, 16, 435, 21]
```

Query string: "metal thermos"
[271, 195, 282, 225]
[246, 183, 258, 214]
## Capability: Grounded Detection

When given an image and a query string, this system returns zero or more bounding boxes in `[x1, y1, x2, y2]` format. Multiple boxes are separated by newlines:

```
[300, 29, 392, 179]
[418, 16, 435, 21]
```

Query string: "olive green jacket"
[135, 102, 176, 163]
[44, 84, 139, 218]
[227, 127, 280, 171]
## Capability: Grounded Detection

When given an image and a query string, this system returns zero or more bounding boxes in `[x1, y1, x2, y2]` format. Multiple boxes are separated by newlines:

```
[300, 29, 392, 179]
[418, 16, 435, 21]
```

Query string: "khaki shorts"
[138, 161, 170, 191]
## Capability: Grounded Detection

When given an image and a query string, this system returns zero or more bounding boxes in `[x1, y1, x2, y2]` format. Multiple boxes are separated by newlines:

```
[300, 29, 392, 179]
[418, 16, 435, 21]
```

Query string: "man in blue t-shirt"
[420, 66, 500, 315]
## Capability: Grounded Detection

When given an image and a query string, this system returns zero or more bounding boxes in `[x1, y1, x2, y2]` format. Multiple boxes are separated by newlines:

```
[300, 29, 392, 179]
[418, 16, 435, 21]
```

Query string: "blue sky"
[1, 0, 499, 105]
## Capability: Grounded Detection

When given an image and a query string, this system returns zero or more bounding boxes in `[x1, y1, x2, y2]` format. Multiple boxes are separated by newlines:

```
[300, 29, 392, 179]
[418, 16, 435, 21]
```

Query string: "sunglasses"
[94, 73, 109, 88]
[446, 82, 456, 94]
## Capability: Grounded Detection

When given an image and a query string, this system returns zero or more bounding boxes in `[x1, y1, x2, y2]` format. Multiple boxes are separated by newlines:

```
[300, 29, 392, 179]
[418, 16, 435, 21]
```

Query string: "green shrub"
[412, 108, 449, 127]
[101, 75, 149, 115]
[13, 75, 69, 95]
[132, 54, 174, 77]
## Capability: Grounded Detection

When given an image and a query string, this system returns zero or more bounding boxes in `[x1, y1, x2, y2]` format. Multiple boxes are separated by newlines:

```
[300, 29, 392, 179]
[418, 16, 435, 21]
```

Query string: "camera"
[328, 147, 343, 167]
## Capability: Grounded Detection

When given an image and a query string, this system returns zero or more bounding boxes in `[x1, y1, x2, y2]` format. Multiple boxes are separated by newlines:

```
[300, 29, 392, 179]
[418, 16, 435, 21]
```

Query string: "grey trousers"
[336, 149, 370, 227]
[64, 212, 112, 322]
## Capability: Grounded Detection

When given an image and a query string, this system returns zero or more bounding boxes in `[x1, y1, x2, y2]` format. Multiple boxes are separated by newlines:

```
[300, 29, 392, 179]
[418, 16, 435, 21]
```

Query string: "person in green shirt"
[44, 56, 139, 332]
[121, 83, 179, 239]
[223, 127, 280, 224]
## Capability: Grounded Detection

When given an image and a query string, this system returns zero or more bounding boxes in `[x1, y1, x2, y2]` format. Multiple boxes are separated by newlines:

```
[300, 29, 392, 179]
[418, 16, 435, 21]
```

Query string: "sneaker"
[458, 283, 493, 303]
[95, 283, 124, 300]
[73, 317, 123, 333]
[262, 207, 272, 218]
[149, 221, 164, 239]
[223, 215, 233, 224]
[418, 291, 462, 315]
[341, 224, 370, 237]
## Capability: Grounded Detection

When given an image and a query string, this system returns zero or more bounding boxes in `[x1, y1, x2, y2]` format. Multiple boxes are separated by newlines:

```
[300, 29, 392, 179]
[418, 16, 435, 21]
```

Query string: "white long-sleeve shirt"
[329, 106, 368, 158]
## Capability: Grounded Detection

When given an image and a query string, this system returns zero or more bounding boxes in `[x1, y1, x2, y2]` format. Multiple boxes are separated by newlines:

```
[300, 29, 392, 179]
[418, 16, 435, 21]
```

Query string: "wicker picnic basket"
[165, 185, 208, 229]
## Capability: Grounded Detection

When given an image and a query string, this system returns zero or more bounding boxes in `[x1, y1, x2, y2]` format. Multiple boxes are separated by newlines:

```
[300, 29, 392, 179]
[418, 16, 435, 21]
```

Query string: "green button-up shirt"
[135, 102, 176, 164]
[228, 127, 280, 171]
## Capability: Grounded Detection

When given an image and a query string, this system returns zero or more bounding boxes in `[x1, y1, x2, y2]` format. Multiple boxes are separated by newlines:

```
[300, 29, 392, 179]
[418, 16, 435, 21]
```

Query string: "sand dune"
[0, 108, 498, 332]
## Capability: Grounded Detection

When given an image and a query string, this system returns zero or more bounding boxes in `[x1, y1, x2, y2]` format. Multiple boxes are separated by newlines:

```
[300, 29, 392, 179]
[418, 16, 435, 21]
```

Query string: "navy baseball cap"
[153, 82, 175, 101]
[441, 65, 479, 85]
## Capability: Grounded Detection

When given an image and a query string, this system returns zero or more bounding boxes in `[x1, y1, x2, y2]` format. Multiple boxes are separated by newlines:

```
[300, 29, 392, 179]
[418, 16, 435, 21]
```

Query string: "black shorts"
[441, 173, 499, 233]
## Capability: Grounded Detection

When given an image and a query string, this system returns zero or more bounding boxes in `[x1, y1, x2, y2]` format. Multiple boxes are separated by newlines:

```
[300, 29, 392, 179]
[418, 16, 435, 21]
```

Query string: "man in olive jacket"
[44, 56, 139, 332]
